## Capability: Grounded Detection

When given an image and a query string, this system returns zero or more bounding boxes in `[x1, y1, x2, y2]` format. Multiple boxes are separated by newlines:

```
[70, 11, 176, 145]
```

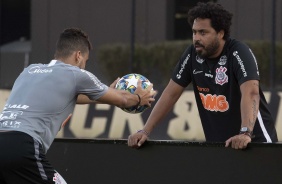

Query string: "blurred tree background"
[97, 40, 282, 91]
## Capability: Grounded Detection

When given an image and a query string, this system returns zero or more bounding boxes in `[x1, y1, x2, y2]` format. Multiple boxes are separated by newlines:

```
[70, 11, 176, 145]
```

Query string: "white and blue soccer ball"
[115, 73, 152, 114]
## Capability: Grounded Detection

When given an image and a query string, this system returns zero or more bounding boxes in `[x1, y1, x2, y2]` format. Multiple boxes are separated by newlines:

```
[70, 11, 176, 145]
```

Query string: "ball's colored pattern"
[115, 73, 151, 114]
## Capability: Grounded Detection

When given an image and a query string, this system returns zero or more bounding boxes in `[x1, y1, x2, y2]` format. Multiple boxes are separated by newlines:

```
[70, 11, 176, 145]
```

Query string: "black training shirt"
[172, 38, 277, 142]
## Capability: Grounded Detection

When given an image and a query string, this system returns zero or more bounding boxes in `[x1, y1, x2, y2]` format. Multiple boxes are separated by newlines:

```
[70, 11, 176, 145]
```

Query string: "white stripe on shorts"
[33, 138, 48, 180]
[257, 111, 272, 143]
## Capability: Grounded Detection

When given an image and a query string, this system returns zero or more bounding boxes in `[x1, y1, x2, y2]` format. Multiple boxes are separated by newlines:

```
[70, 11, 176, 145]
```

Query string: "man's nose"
[193, 32, 200, 41]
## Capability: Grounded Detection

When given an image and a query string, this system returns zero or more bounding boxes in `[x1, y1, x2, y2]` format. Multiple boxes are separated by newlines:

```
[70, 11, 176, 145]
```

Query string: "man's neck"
[209, 39, 226, 59]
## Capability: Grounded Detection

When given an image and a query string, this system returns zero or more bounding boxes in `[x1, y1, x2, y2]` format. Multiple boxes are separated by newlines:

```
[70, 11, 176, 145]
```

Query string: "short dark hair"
[54, 28, 92, 58]
[187, 2, 233, 40]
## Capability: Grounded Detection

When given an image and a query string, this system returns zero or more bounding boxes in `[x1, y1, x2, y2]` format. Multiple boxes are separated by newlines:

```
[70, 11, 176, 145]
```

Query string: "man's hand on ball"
[135, 80, 156, 106]
[109, 77, 120, 88]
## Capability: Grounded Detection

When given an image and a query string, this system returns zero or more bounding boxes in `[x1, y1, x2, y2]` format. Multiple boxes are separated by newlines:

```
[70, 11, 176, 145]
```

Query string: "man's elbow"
[249, 89, 260, 101]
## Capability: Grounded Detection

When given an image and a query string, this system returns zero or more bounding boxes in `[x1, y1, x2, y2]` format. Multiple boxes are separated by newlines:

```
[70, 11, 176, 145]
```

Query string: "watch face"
[240, 127, 248, 132]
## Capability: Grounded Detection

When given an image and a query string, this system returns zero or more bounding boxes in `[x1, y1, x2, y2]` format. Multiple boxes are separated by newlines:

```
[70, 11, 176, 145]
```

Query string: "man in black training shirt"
[128, 2, 278, 149]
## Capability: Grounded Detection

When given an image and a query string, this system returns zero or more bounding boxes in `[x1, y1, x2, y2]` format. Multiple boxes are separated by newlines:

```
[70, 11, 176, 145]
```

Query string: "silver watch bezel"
[240, 127, 249, 132]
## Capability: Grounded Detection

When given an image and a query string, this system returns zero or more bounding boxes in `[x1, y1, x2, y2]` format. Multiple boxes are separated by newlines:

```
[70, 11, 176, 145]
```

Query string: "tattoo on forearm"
[249, 99, 257, 127]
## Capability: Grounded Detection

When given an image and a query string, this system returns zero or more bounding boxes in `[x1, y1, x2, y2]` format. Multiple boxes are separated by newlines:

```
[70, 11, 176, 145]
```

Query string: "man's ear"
[218, 30, 224, 39]
[75, 51, 82, 64]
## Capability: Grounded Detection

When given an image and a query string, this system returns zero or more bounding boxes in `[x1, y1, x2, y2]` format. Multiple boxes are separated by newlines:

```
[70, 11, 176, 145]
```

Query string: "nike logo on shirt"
[193, 69, 203, 74]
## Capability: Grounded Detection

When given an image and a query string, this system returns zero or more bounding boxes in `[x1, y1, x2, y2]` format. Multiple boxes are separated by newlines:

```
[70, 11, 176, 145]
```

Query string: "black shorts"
[0, 131, 67, 184]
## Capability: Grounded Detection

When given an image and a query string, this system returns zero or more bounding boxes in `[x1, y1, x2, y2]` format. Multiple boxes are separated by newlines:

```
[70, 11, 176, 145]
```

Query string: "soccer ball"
[115, 73, 152, 114]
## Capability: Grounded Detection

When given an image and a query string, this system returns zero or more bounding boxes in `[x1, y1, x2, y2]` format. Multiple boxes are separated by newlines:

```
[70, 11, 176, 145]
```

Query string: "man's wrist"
[239, 127, 254, 138]
[135, 94, 141, 107]
[239, 131, 253, 138]
[137, 129, 149, 136]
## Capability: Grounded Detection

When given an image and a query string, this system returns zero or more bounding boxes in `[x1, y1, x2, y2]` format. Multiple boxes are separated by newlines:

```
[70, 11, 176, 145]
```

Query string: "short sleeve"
[171, 46, 193, 87]
[231, 42, 260, 85]
[74, 69, 108, 100]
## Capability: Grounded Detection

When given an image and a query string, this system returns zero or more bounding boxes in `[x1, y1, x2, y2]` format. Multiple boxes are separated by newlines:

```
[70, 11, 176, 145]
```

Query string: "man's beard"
[195, 38, 220, 58]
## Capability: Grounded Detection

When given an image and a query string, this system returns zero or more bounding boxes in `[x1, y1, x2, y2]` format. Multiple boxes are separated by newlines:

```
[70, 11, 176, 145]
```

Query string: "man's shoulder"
[225, 38, 251, 55]
[51, 62, 84, 75]
[26, 63, 44, 68]
[181, 44, 194, 54]
[226, 38, 241, 47]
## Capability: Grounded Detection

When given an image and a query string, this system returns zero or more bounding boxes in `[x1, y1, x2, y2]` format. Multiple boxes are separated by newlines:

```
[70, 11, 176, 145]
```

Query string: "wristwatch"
[239, 127, 254, 138]
[240, 127, 251, 133]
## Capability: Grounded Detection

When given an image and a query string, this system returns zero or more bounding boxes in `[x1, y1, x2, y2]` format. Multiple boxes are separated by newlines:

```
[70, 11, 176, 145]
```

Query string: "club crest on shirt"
[215, 66, 228, 85]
